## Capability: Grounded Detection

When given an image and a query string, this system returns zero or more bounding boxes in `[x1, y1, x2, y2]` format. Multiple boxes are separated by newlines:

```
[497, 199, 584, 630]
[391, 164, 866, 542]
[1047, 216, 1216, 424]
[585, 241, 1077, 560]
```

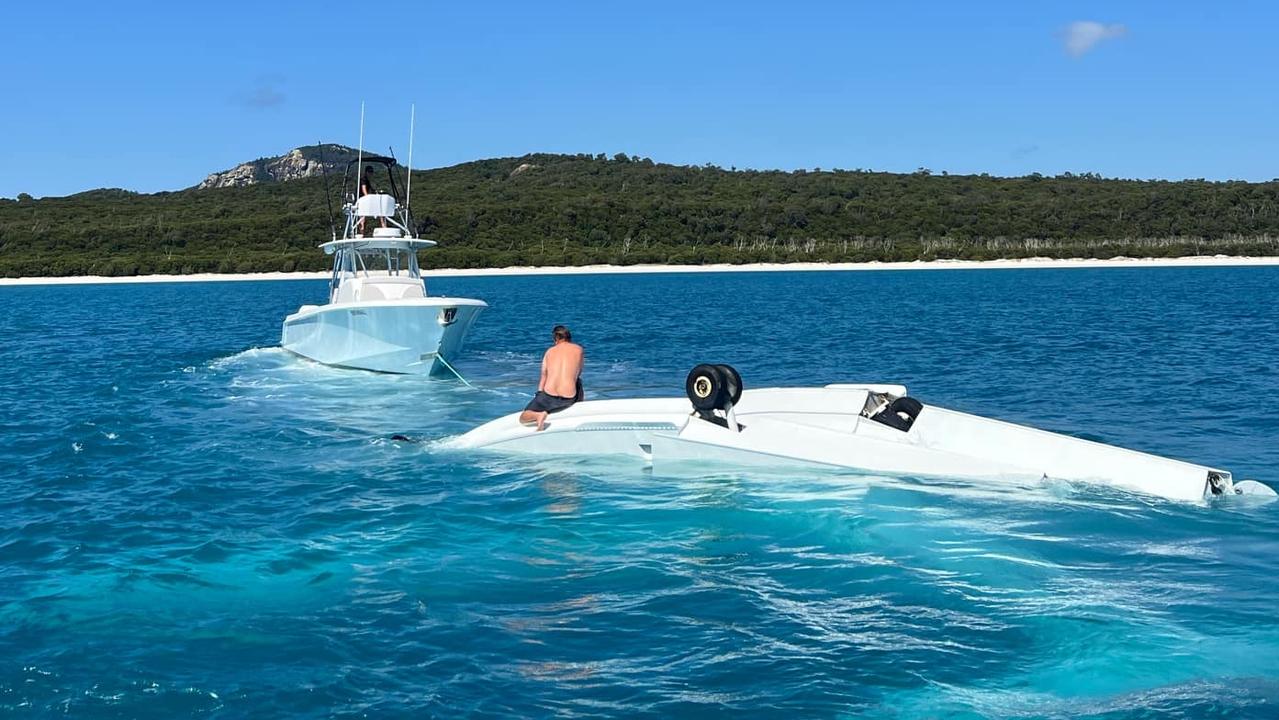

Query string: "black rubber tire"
[867, 396, 924, 431]
[714, 364, 743, 406]
[686, 364, 727, 411]
[885, 396, 924, 430]
[890, 396, 923, 422]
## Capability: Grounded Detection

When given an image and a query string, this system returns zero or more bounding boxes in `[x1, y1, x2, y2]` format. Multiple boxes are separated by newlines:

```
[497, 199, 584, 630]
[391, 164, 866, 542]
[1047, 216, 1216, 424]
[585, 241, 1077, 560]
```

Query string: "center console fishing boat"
[450, 364, 1273, 503]
[281, 110, 486, 375]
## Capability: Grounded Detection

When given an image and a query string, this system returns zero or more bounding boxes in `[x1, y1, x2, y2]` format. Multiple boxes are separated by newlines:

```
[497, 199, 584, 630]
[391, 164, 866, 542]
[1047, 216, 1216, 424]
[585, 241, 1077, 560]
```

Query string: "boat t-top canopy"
[320, 238, 437, 254]
[348, 153, 397, 168]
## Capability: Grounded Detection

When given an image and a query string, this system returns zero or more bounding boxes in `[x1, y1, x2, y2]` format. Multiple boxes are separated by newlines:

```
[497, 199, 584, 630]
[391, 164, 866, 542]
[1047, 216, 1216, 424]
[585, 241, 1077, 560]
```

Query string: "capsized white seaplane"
[449, 364, 1273, 503]
[281, 108, 485, 375]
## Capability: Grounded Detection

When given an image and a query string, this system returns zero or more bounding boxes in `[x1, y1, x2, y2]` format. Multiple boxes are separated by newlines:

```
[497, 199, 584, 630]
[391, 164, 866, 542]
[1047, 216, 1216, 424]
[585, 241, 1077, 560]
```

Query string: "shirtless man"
[519, 325, 584, 431]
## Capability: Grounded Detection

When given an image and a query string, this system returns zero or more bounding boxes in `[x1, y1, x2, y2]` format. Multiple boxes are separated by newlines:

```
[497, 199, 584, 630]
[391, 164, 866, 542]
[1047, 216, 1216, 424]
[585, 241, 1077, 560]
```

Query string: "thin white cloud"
[1062, 21, 1127, 58]
[242, 85, 285, 108]
[233, 77, 286, 109]
[1011, 144, 1040, 160]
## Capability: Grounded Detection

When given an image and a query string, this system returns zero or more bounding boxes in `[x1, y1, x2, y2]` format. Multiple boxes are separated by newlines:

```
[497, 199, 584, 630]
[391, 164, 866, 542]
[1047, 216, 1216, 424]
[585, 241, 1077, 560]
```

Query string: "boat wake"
[206, 345, 293, 371]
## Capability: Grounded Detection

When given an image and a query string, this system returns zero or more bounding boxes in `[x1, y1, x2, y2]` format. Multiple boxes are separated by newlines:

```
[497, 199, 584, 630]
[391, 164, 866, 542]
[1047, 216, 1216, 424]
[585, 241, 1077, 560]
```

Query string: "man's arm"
[537, 351, 549, 392]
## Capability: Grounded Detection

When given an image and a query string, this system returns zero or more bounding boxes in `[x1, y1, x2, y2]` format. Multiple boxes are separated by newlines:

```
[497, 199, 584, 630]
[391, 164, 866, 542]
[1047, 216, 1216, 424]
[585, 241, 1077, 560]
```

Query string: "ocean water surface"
[2, 267, 1278, 718]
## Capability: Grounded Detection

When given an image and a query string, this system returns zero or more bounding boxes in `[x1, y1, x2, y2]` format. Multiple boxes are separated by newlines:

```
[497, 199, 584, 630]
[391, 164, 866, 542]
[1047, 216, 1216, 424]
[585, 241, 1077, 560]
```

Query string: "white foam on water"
[206, 346, 291, 371]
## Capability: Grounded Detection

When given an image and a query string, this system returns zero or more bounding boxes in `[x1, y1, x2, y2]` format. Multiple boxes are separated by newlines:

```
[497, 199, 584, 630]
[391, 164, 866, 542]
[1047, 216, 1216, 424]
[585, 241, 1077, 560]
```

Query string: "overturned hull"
[281, 298, 485, 374]
[449, 385, 1248, 503]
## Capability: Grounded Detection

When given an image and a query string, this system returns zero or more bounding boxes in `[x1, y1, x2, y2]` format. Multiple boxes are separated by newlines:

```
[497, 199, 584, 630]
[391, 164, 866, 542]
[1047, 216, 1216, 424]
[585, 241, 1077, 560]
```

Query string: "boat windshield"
[354, 247, 420, 278]
[329, 245, 422, 299]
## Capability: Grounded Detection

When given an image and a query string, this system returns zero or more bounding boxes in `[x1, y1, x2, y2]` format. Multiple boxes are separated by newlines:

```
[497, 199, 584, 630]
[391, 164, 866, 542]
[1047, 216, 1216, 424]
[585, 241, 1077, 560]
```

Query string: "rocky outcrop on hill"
[509, 162, 538, 177]
[197, 144, 359, 189]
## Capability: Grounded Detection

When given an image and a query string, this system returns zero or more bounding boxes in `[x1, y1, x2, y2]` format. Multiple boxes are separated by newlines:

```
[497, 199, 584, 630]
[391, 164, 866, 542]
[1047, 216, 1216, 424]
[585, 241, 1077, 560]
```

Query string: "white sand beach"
[2, 255, 1278, 287]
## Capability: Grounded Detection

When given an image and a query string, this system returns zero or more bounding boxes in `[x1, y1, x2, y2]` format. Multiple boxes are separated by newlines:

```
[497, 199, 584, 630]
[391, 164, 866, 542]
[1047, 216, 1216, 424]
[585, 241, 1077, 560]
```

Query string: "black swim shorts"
[524, 391, 577, 414]
[524, 380, 584, 414]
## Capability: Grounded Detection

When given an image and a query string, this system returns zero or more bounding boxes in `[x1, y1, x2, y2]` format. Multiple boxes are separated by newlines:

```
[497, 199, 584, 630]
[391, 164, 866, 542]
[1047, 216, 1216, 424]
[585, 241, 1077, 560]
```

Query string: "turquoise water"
[2, 268, 1278, 718]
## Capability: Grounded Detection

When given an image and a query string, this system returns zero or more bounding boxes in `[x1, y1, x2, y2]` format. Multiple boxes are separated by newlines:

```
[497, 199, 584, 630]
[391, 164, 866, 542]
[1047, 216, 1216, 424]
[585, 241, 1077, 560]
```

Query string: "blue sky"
[3, 1, 1276, 198]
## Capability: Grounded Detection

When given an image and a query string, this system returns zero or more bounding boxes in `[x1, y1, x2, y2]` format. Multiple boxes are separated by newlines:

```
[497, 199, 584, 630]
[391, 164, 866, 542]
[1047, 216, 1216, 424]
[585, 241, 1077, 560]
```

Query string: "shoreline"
[2, 255, 1279, 286]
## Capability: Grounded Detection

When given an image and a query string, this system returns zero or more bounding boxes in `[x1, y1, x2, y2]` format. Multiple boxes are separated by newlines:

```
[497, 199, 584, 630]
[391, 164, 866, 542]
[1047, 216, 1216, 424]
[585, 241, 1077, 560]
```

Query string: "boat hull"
[281, 297, 485, 374]
[448, 386, 1240, 503]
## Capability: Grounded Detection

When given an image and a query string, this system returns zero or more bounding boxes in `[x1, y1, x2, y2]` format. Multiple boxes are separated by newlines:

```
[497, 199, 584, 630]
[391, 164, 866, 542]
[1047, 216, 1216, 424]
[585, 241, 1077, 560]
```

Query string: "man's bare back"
[519, 325, 584, 431]
[540, 341, 583, 398]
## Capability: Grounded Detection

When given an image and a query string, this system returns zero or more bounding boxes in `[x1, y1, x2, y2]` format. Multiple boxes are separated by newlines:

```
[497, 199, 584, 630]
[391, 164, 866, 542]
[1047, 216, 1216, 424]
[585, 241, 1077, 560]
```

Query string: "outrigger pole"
[353, 102, 365, 240]
[318, 140, 336, 241]
[356, 101, 365, 211]
[405, 104, 415, 232]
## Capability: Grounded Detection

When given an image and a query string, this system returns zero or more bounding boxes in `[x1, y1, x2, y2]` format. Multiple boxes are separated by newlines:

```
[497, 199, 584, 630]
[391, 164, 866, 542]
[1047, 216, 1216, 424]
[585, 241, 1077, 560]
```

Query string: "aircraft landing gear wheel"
[713, 364, 743, 406]
[686, 364, 728, 412]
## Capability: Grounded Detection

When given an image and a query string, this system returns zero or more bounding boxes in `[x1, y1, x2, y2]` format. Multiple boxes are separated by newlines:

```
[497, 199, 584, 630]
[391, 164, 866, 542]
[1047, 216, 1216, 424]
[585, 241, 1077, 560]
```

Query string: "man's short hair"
[552, 325, 571, 342]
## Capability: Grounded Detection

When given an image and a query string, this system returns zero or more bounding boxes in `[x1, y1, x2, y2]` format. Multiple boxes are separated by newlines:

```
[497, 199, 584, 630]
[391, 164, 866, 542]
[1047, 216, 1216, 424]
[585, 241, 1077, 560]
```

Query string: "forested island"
[2, 152, 1277, 277]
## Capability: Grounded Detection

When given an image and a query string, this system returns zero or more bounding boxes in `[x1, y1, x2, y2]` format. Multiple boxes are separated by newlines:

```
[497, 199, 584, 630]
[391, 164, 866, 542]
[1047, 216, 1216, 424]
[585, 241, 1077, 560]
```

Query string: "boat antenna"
[385, 146, 403, 206]
[405, 103, 415, 235]
[318, 140, 337, 241]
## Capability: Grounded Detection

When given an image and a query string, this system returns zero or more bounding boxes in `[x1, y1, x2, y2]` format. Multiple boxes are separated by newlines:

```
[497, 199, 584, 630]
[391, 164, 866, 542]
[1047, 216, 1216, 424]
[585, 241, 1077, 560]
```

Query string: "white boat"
[449, 364, 1273, 503]
[281, 111, 486, 375]
[281, 236, 485, 374]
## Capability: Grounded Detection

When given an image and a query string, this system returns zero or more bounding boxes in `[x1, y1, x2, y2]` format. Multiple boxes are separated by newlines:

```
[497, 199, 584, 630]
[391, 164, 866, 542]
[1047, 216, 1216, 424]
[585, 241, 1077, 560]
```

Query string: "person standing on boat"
[357, 165, 387, 236]
[520, 325, 584, 431]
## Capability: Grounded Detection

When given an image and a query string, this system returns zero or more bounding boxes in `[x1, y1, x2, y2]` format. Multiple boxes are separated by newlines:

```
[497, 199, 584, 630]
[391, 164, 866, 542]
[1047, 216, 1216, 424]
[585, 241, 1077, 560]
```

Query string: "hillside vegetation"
[2, 153, 1278, 277]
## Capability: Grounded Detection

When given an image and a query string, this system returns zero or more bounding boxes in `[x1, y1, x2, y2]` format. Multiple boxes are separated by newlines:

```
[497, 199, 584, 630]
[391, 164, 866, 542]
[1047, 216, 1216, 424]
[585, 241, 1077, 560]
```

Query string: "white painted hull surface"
[281, 297, 485, 374]
[449, 386, 1245, 503]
